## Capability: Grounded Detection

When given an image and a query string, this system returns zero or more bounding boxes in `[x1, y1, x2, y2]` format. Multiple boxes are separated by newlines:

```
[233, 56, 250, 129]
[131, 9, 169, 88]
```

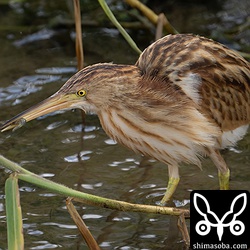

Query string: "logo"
[190, 190, 249, 250]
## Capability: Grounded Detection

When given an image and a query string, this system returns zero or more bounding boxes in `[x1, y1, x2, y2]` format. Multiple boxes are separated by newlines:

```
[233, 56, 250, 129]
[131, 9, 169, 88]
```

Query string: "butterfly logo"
[193, 193, 247, 241]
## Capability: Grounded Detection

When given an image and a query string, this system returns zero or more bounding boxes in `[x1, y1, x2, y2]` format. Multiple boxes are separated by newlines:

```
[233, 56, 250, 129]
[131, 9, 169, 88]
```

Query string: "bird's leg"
[208, 148, 230, 190]
[218, 170, 230, 190]
[160, 165, 180, 205]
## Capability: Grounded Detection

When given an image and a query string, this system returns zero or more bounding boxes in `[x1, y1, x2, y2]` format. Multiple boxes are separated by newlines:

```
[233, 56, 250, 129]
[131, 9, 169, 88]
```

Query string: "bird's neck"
[87, 64, 142, 110]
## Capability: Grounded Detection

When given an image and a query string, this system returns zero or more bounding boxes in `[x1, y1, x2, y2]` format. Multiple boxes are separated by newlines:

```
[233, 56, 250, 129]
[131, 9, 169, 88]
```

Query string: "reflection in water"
[1, 74, 64, 105]
[13, 29, 57, 47]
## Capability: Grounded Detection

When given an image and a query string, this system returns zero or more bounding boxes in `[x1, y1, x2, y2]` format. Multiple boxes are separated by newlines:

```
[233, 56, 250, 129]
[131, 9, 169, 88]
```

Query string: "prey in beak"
[0, 93, 80, 132]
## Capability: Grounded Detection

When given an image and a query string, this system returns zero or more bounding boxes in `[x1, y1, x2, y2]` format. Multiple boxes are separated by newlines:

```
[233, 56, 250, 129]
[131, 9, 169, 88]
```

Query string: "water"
[0, 1, 250, 249]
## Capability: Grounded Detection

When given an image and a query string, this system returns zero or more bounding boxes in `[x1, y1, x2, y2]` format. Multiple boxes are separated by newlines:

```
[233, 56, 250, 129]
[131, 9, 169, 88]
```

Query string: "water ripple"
[39, 173, 55, 178]
[13, 28, 56, 47]
[1, 74, 61, 105]
[14, 74, 61, 86]
[104, 138, 117, 145]
[80, 182, 103, 190]
[28, 229, 44, 236]
[36, 67, 76, 74]
[19, 186, 36, 192]
[39, 193, 57, 197]
[82, 214, 103, 219]
[173, 199, 190, 207]
[45, 121, 67, 130]
[30, 241, 59, 249]
[64, 150, 92, 162]
[42, 222, 77, 229]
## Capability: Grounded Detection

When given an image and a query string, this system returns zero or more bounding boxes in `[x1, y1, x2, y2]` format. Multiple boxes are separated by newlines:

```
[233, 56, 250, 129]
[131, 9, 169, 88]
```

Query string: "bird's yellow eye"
[77, 89, 86, 97]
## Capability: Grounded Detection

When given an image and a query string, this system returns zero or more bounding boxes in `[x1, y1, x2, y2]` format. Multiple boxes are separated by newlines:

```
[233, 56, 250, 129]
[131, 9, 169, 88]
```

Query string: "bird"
[1, 34, 250, 205]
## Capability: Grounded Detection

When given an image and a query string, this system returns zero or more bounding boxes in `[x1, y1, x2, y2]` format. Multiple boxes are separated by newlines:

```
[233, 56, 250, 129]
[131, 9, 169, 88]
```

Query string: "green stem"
[98, 0, 142, 54]
[5, 173, 24, 250]
[0, 156, 32, 175]
[0, 155, 189, 216]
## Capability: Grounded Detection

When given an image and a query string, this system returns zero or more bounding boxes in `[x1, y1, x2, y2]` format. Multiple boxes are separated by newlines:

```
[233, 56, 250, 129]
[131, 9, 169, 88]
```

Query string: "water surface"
[0, 1, 249, 249]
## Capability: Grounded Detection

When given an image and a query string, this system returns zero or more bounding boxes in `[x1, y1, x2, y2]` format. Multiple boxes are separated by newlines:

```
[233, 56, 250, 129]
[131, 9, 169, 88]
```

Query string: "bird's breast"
[98, 108, 219, 167]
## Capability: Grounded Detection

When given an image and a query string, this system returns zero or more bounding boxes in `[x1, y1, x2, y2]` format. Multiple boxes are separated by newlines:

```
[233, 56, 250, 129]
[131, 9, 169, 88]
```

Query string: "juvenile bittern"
[1, 34, 250, 205]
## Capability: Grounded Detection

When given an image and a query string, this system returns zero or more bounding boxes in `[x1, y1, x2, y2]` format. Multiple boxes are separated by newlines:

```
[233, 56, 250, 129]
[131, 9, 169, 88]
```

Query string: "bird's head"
[0, 63, 140, 132]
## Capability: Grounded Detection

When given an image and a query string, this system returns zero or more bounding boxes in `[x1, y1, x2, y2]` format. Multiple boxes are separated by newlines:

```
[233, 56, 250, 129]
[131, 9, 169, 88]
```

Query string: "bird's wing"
[136, 34, 250, 131]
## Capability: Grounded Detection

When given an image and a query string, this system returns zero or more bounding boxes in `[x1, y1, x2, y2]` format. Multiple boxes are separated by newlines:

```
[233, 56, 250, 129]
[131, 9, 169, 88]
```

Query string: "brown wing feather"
[136, 34, 250, 131]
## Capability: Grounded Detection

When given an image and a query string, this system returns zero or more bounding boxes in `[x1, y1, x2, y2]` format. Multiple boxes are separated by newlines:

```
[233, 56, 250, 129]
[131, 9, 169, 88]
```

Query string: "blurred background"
[0, 0, 249, 249]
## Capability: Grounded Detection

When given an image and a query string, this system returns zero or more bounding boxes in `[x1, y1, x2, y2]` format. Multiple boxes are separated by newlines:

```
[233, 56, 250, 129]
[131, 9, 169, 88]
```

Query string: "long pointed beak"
[0, 93, 76, 132]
